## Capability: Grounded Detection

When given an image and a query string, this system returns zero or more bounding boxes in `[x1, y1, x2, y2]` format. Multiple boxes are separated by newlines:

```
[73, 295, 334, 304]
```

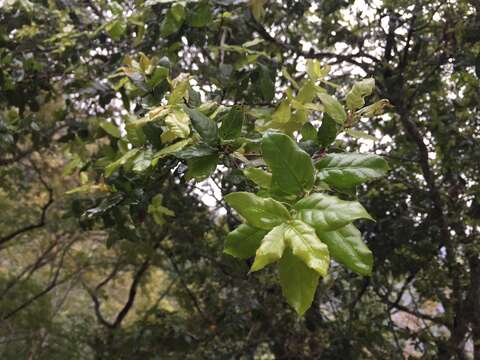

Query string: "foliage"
[1, 0, 480, 359]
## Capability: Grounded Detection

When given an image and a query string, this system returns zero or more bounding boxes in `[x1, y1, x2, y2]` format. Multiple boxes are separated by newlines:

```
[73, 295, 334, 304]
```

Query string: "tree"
[0, 0, 479, 359]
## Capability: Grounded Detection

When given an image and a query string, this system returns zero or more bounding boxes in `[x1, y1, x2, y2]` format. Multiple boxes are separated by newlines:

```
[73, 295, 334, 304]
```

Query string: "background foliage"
[1, 0, 480, 359]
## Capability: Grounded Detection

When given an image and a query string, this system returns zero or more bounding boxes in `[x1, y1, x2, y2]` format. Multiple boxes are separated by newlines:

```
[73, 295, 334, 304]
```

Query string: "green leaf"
[152, 138, 192, 165]
[161, 109, 190, 143]
[262, 132, 314, 195]
[160, 3, 185, 37]
[295, 193, 373, 231]
[132, 149, 153, 173]
[168, 76, 189, 105]
[224, 192, 290, 230]
[243, 167, 272, 189]
[250, 223, 287, 271]
[185, 154, 218, 181]
[306, 60, 329, 81]
[257, 64, 274, 101]
[300, 122, 317, 141]
[185, 108, 219, 145]
[105, 149, 140, 177]
[344, 129, 377, 141]
[219, 108, 243, 140]
[100, 121, 121, 138]
[317, 114, 337, 147]
[249, 0, 267, 21]
[279, 249, 320, 316]
[315, 153, 389, 188]
[318, 224, 373, 276]
[271, 101, 291, 124]
[187, 1, 212, 27]
[284, 220, 329, 276]
[296, 80, 317, 103]
[175, 143, 217, 159]
[317, 93, 346, 124]
[356, 99, 390, 117]
[224, 224, 268, 259]
[106, 19, 127, 41]
[346, 78, 375, 111]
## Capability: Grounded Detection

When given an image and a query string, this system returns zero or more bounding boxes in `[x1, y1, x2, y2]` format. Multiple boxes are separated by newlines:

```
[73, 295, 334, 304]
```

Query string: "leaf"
[243, 167, 272, 189]
[271, 101, 291, 124]
[318, 224, 373, 276]
[296, 80, 317, 103]
[106, 19, 127, 41]
[100, 121, 121, 138]
[168, 75, 189, 105]
[300, 122, 317, 141]
[132, 150, 153, 173]
[295, 193, 373, 232]
[257, 64, 274, 101]
[250, 223, 287, 271]
[344, 129, 377, 141]
[284, 220, 329, 276]
[187, 1, 212, 27]
[185, 154, 218, 181]
[315, 153, 389, 188]
[152, 138, 192, 165]
[219, 108, 244, 140]
[306, 60, 330, 81]
[175, 143, 217, 159]
[356, 99, 390, 117]
[249, 0, 267, 21]
[160, 3, 185, 37]
[161, 109, 190, 143]
[224, 192, 290, 230]
[185, 107, 219, 145]
[317, 93, 346, 124]
[262, 132, 314, 195]
[224, 224, 268, 259]
[346, 78, 375, 111]
[105, 149, 140, 177]
[279, 249, 320, 316]
[317, 114, 337, 147]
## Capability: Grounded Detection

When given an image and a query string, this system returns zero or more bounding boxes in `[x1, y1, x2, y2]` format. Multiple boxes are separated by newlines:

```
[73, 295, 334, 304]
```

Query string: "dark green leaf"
[185, 107, 219, 145]
[219, 108, 244, 140]
[185, 154, 218, 181]
[295, 193, 373, 231]
[317, 114, 337, 147]
[316, 153, 389, 188]
[262, 132, 314, 195]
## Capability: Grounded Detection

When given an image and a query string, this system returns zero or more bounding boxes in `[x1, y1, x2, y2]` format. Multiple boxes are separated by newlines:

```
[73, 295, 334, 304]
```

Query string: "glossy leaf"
[161, 109, 190, 143]
[319, 224, 373, 276]
[262, 132, 314, 195]
[160, 3, 185, 37]
[224, 192, 290, 230]
[105, 149, 140, 177]
[250, 223, 287, 271]
[185, 154, 218, 181]
[152, 139, 192, 165]
[316, 153, 389, 188]
[279, 249, 320, 316]
[295, 193, 373, 232]
[224, 224, 268, 259]
[284, 220, 330, 276]
[186, 107, 219, 145]
[243, 167, 272, 189]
